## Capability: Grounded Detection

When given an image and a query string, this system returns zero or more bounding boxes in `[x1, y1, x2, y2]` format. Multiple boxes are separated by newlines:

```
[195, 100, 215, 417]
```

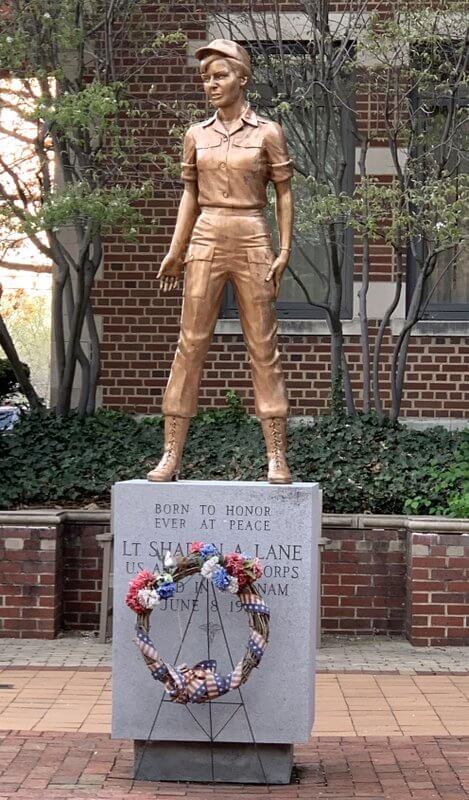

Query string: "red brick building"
[90, 2, 468, 423]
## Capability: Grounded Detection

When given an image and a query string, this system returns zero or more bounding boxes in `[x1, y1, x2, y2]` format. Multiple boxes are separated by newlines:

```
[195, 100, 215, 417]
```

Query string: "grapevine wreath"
[125, 542, 270, 705]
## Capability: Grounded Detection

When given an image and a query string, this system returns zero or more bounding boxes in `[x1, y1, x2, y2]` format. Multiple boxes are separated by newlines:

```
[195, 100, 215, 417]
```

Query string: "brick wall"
[0, 527, 62, 639]
[62, 524, 106, 631]
[322, 528, 407, 635]
[406, 532, 469, 647]
[99, 331, 465, 418]
[2, 521, 468, 644]
[90, 1, 469, 419]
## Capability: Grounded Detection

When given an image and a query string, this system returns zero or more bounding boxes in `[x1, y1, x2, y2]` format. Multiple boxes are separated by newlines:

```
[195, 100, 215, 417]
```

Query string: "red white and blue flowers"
[125, 542, 270, 704]
[125, 560, 177, 615]
[126, 543, 263, 614]
[189, 542, 262, 596]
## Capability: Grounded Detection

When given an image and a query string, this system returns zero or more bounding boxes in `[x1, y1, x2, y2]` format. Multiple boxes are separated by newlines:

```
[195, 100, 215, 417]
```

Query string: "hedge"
[0, 394, 466, 515]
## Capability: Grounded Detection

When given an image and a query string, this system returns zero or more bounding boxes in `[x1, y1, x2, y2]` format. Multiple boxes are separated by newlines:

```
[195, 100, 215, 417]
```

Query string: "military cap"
[194, 39, 251, 73]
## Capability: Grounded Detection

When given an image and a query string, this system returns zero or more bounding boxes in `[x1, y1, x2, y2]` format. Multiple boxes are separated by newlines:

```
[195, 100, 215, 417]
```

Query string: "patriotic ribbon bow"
[134, 592, 269, 705]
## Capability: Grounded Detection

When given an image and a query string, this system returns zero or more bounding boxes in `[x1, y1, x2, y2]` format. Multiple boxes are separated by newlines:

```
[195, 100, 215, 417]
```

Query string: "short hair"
[199, 54, 252, 82]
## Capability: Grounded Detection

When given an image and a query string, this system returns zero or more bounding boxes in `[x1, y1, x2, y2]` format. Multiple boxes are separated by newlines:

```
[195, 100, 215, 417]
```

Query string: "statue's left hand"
[265, 252, 289, 299]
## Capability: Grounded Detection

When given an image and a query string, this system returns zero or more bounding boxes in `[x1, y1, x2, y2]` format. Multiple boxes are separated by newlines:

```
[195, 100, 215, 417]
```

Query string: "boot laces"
[269, 419, 282, 470]
[167, 417, 177, 453]
[161, 418, 179, 466]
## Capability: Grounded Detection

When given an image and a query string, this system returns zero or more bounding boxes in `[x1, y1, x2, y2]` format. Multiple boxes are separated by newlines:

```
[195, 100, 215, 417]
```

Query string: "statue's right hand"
[157, 252, 183, 293]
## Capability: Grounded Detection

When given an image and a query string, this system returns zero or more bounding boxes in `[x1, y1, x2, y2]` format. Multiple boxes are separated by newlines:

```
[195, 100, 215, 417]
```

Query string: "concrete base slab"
[133, 740, 294, 784]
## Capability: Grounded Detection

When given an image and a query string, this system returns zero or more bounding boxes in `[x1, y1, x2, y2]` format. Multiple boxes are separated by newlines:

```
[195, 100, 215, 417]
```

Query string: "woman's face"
[201, 58, 247, 108]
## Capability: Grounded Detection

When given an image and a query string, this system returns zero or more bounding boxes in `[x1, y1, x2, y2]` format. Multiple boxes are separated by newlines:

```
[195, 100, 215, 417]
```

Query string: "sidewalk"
[1, 732, 468, 799]
[1, 670, 469, 737]
[1, 634, 469, 673]
[0, 636, 468, 799]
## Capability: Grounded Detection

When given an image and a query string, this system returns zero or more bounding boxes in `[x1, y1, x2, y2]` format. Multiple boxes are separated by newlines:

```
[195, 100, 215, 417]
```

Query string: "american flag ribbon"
[134, 589, 270, 705]
[226, 659, 244, 689]
[135, 627, 252, 704]
[238, 590, 270, 616]
[248, 629, 267, 661]
[135, 628, 160, 660]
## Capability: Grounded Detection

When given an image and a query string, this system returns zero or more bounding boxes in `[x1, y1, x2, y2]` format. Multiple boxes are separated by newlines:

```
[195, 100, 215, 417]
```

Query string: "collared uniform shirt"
[180, 106, 293, 209]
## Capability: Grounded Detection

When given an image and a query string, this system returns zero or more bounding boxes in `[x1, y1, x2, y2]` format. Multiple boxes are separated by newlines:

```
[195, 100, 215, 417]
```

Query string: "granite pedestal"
[112, 480, 319, 784]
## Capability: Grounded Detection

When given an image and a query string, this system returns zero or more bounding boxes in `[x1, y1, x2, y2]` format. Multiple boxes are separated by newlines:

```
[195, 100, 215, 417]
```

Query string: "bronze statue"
[147, 39, 294, 485]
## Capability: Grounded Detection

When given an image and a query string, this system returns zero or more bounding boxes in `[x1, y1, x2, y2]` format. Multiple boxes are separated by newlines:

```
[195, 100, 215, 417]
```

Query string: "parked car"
[0, 406, 20, 431]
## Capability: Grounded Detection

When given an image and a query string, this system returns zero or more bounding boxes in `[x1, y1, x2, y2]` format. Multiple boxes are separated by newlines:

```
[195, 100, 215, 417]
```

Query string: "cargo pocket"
[247, 246, 276, 302]
[183, 244, 214, 299]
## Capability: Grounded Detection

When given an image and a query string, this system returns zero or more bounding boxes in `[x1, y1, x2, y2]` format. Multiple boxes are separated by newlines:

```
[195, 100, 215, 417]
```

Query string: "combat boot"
[261, 418, 292, 484]
[147, 415, 190, 482]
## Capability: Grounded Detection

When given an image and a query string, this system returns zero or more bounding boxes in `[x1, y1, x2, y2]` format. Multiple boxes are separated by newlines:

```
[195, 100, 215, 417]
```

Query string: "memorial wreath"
[125, 542, 270, 704]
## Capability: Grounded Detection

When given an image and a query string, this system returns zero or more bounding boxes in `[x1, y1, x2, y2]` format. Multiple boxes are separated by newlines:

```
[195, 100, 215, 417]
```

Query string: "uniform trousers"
[162, 207, 289, 420]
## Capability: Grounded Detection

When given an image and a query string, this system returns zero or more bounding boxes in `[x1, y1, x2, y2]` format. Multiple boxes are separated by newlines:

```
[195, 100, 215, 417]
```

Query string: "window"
[408, 40, 469, 319]
[220, 40, 355, 320]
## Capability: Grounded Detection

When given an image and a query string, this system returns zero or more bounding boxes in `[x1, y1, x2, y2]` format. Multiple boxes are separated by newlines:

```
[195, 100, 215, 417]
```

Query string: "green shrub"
[0, 408, 162, 508]
[289, 413, 462, 515]
[446, 492, 469, 517]
[403, 429, 469, 517]
[0, 395, 464, 514]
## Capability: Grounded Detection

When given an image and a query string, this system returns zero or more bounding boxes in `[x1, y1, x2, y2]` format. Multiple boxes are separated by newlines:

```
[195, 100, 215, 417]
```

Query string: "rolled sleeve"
[265, 122, 293, 183]
[180, 128, 197, 182]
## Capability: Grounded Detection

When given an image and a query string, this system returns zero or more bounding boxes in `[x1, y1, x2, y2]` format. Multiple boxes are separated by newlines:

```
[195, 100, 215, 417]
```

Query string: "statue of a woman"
[147, 39, 294, 485]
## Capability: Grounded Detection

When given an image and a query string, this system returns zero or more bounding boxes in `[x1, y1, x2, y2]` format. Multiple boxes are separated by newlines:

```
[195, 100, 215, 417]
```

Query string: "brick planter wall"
[62, 524, 106, 631]
[406, 531, 469, 647]
[1, 516, 468, 644]
[322, 528, 406, 635]
[0, 526, 62, 639]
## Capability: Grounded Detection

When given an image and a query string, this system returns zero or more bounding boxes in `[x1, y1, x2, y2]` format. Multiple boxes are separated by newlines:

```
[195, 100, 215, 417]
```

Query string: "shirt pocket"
[231, 142, 262, 172]
[247, 246, 276, 303]
[196, 140, 223, 170]
[184, 244, 214, 299]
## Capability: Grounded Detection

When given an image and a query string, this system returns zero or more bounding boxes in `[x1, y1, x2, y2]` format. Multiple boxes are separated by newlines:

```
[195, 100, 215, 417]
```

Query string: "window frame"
[407, 53, 469, 320]
[219, 39, 355, 321]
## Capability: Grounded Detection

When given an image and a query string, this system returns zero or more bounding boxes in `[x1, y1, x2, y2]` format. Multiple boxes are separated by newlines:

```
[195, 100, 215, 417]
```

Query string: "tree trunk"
[358, 233, 371, 413]
[64, 273, 91, 418]
[330, 324, 345, 416]
[56, 262, 94, 415]
[342, 351, 354, 417]
[372, 272, 402, 420]
[86, 301, 101, 415]
[328, 224, 355, 416]
[390, 266, 427, 421]
[328, 316, 354, 416]
[51, 266, 67, 388]
[358, 137, 371, 413]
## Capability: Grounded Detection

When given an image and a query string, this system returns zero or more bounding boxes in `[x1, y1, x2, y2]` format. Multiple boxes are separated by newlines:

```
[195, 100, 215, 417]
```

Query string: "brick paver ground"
[0, 636, 111, 669]
[2, 634, 469, 673]
[1, 640, 469, 798]
[0, 731, 468, 799]
[2, 670, 469, 737]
